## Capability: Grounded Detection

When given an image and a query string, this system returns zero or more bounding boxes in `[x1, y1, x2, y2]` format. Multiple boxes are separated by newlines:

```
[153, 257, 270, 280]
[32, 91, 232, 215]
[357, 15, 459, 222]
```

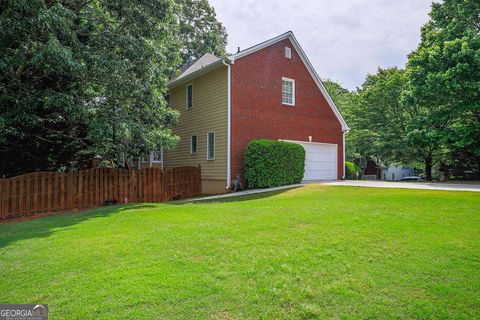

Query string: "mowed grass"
[0, 186, 479, 319]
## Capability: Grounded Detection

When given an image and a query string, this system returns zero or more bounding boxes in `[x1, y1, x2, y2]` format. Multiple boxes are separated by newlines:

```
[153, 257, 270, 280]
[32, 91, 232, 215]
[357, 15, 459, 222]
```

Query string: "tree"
[0, 0, 181, 176]
[175, 0, 228, 62]
[322, 80, 361, 161]
[175, 0, 227, 62]
[403, 0, 480, 180]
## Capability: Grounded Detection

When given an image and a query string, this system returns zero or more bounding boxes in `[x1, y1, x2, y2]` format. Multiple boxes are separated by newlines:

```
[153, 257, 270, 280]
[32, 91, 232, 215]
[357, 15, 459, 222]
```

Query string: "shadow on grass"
[0, 204, 156, 250]
[172, 187, 301, 205]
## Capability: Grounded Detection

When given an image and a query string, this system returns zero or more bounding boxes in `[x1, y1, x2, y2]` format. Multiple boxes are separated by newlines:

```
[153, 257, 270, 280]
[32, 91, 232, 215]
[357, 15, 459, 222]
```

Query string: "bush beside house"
[345, 161, 363, 180]
[244, 140, 306, 188]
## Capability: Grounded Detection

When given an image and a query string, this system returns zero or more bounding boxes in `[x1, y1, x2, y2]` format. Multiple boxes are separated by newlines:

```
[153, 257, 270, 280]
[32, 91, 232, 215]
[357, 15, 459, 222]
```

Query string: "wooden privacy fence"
[0, 166, 202, 220]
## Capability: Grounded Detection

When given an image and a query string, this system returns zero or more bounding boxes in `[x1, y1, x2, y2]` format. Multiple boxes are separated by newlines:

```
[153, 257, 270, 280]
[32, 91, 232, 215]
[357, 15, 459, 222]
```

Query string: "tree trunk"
[425, 154, 433, 181]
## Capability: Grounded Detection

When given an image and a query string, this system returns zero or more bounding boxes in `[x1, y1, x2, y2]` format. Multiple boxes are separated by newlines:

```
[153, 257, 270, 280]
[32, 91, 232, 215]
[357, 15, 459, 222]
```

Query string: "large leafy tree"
[323, 80, 361, 161]
[175, 0, 227, 62]
[324, 70, 410, 167]
[403, 0, 480, 179]
[356, 68, 413, 164]
[0, 0, 181, 176]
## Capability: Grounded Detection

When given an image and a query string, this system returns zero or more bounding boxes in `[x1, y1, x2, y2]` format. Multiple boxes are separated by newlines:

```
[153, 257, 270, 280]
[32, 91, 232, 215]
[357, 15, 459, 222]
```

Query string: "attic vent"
[285, 47, 292, 59]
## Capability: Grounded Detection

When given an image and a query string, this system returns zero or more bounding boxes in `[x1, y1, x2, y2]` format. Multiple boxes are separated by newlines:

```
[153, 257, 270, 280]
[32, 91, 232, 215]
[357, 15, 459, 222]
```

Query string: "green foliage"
[244, 140, 305, 188]
[325, 1, 480, 181]
[403, 0, 480, 179]
[175, 0, 228, 62]
[0, 0, 227, 177]
[323, 80, 360, 161]
[345, 161, 363, 180]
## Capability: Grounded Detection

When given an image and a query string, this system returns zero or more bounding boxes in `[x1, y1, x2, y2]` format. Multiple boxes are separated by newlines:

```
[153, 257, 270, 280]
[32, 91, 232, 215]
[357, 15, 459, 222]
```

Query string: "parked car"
[400, 176, 424, 182]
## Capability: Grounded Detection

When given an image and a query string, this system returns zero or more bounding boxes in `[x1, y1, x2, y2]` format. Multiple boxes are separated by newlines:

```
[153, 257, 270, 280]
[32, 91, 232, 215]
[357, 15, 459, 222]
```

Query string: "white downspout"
[342, 130, 347, 179]
[223, 60, 231, 189]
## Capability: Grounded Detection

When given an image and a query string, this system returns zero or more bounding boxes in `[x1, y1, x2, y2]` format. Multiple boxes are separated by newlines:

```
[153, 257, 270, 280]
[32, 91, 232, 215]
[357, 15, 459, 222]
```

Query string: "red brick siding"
[230, 38, 344, 184]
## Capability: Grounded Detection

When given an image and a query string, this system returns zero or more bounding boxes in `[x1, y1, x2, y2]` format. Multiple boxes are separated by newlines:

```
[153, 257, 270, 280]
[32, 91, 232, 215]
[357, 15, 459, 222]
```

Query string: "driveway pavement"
[182, 180, 479, 203]
[314, 180, 480, 192]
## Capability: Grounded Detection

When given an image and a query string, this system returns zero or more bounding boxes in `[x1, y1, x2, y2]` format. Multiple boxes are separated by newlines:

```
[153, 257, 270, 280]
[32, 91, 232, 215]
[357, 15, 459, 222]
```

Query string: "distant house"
[362, 157, 415, 181]
[382, 166, 415, 181]
[141, 31, 349, 193]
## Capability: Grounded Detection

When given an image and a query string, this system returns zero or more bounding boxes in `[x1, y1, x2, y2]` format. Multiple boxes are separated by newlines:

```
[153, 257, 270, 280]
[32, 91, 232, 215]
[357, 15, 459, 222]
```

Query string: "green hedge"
[345, 161, 363, 180]
[244, 140, 305, 188]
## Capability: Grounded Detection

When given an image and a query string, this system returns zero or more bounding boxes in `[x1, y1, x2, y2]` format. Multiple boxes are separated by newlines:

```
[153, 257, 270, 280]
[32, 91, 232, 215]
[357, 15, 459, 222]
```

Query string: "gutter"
[342, 128, 350, 179]
[222, 60, 232, 189]
[167, 59, 225, 89]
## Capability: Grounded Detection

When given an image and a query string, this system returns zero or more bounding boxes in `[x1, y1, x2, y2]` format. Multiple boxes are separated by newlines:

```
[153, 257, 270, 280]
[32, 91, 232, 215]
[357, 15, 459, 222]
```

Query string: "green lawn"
[1, 186, 479, 319]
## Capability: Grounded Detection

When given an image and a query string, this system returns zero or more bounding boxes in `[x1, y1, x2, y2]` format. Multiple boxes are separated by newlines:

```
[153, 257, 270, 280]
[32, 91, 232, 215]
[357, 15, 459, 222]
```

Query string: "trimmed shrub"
[244, 140, 306, 188]
[345, 161, 363, 179]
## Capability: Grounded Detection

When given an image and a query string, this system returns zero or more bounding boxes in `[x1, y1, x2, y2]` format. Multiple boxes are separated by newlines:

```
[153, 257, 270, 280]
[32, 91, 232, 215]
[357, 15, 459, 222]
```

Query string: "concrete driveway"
[314, 180, 480, 192]
[184, 180, 479, 203]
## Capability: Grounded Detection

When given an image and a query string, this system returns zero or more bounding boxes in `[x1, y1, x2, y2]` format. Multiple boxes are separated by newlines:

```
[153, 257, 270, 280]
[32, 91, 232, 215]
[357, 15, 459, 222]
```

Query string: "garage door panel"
[305, 169, 334, 177]
[305, 161, 332, 170]
[290, 141, 337, 181]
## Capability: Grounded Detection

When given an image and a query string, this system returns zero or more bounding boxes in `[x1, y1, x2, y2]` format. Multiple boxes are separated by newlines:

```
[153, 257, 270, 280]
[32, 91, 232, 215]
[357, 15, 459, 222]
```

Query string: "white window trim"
[151, 148, 163, 163]
[282, 77, 295, 106]
[285, 47, 292, 59]
[186, 83, 193, 110]
[190, 135, 197, 154]
[207, 131, 215, 161]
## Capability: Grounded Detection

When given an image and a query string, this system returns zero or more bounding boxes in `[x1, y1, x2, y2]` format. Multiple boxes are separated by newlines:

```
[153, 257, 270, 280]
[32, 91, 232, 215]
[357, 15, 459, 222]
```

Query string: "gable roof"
[229, 31, 350, 132]
[169, 53, 224, 87]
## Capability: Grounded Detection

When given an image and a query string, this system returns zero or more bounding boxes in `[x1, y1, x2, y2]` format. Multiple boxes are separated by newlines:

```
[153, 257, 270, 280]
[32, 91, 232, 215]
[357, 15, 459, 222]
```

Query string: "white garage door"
[291, 141, 338, 180]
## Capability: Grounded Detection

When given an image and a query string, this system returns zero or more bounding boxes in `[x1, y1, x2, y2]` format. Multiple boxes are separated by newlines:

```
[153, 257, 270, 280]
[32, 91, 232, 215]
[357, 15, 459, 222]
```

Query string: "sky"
[208, 0, 434, 90]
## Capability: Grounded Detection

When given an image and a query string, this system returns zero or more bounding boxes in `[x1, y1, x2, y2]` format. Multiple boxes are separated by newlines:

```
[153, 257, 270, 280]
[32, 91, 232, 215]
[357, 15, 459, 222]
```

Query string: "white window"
[151, 149, 163, 163]
[186, 84, 193, 109]
[285, 47, 292, 59]
[282, 77, 295, 106]
[190, 135, 197, 154]
[207, 132, 215, 160]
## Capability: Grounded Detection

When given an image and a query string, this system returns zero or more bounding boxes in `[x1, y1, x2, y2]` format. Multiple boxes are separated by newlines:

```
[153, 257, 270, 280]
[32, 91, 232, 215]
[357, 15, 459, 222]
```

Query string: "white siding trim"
[342, 132, 346, 179]
[224, 61, 232, 188]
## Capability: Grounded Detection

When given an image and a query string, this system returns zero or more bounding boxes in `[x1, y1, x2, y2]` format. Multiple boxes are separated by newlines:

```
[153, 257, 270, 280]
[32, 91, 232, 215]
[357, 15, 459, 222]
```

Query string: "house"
[382, 165, 415, 181]
[361, 157, 415, 181]
[144, 31, 349, 193]
[363, 158, 383, 180]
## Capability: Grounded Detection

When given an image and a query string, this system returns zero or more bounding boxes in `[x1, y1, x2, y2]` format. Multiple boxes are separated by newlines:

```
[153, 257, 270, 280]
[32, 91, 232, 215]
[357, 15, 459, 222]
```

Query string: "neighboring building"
[363, 158, 382, 180]
[145, 31, 349, 193]
[381, 166, 415, 181]
[361, 157, 415, 181]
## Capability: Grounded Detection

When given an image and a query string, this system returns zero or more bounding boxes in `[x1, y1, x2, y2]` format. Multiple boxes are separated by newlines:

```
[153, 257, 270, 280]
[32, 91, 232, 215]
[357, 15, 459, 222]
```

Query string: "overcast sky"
[209, 0, 434, 90]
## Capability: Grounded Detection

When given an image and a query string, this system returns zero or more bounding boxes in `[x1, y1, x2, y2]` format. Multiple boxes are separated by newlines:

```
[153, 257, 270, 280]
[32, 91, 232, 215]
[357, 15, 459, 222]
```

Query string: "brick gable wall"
[230, 38, 344, 184]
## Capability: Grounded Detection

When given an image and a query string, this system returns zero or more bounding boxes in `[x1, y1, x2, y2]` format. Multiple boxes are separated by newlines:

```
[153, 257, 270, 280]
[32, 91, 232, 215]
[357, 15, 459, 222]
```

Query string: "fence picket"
[0, 166, 201, 220]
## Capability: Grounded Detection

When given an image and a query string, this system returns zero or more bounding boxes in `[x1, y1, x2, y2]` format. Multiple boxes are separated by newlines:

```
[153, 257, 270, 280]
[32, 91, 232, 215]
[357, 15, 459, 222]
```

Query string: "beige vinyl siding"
[163, 66, 228, 192]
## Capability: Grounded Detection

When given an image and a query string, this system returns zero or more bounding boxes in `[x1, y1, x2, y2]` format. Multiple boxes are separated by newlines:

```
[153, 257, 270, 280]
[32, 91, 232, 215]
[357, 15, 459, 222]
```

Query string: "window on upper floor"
[186, 84, 193, 109]
[282, 77, 295, 106]
[285, 47, 292, 59]
[191, 135, 197, 154]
